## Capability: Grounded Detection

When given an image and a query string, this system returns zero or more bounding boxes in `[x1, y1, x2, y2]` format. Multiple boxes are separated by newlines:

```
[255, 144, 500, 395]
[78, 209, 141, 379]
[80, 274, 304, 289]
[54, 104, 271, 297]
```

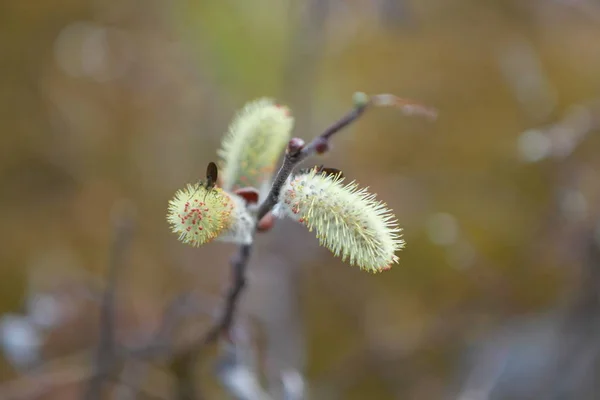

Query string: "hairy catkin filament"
[218, 98, 294, 193]
[167, 184, 254, 246]
[275, 168, 404, 272]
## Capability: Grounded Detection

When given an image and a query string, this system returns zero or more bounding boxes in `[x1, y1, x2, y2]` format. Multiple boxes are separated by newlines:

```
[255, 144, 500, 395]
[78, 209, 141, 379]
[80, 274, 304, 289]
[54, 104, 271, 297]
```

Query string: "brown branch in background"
[0, 355, 170, 400]
[84, 201, 136, 400]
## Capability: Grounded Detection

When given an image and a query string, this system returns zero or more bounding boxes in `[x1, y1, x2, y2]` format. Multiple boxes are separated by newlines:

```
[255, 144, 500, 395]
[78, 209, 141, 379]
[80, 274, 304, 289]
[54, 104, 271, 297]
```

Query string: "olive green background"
[1, 0, 600, 399]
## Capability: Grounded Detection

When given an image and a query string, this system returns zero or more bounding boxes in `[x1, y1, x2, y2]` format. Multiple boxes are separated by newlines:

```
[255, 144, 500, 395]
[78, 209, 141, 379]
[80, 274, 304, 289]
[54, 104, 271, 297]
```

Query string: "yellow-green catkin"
[167, 183, 253, 246]
[218, 98, 294, 192]
[275, 168, 404, 272]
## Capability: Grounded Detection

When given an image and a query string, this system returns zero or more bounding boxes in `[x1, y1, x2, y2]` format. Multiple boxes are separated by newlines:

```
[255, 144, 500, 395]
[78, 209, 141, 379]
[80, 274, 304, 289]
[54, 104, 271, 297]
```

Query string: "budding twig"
[161, 98, 377, 380]
[140, 93, 433, 399]
[223, 102, 373, 352]
[195, 92, 436, 351]
[257, 100, 371, 221]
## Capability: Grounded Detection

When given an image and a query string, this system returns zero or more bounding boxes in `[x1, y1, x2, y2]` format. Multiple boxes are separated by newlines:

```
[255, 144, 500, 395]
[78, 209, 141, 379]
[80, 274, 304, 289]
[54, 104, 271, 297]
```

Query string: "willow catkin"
[167, 183, 253, 246]
[274, 168, 404, 272]
[218, 98, 294, 192]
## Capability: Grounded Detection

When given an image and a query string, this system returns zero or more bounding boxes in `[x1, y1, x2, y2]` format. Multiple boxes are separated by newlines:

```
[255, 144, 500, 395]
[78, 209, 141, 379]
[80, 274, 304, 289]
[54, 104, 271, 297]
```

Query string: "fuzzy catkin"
[275, 169, 404, 272]
[167, 183, 253, 246]
[218, 98, 294, 192]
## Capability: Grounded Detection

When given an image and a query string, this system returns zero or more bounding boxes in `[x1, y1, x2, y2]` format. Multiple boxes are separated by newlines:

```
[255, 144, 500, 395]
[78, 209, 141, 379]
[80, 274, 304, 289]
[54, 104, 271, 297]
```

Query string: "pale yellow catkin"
[218, 98, 294, 192]
[167, 183, 254, 246]
[276, 168, 404, 272]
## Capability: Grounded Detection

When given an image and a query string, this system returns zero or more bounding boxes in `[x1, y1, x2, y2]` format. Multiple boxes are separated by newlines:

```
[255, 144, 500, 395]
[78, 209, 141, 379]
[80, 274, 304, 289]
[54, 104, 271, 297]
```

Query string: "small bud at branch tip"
[287, 138, 305, 155]
[352, 92, 370, 108]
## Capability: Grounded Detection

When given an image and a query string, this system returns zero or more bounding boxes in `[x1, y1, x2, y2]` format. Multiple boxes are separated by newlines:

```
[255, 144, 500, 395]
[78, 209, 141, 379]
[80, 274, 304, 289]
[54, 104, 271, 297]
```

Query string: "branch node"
[287, 138, 306, 156]
[313, 137, 330, 154]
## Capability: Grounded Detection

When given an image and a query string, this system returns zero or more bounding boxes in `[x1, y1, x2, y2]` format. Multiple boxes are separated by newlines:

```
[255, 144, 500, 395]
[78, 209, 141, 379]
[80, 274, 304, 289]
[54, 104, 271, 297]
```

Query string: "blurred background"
[2, 0, 600, 399]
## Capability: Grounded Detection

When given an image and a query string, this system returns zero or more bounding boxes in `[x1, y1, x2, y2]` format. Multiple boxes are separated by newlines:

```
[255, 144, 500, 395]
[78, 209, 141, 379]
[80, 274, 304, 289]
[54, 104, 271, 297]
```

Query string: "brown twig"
[0, 351, 169, 400]
[257, 101, 370, 221]
[84, 201, 135, 400]
[166, 244, 252, 399]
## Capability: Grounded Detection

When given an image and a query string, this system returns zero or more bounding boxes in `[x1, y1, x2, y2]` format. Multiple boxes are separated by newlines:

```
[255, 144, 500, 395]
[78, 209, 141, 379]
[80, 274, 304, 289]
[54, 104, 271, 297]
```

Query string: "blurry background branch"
[84, 202, 135, 400]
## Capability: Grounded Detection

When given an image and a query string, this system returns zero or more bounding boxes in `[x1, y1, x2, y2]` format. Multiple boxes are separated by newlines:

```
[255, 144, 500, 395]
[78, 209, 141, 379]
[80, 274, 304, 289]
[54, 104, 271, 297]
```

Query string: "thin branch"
[164, 244, 251, 400]
[84, 201, 135, 400]
[215, 244, 253, 338]
[0, 352, 168, 400]
[257, 101, 370, 220]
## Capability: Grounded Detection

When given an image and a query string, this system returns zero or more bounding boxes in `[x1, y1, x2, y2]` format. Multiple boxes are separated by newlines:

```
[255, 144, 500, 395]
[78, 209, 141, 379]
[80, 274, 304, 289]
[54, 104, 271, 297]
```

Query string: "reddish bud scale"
[257, 212, 276, 232]
[314, 138, 330, 154]
[287, 137, 305, 154]
[218, 98, 294, 191]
